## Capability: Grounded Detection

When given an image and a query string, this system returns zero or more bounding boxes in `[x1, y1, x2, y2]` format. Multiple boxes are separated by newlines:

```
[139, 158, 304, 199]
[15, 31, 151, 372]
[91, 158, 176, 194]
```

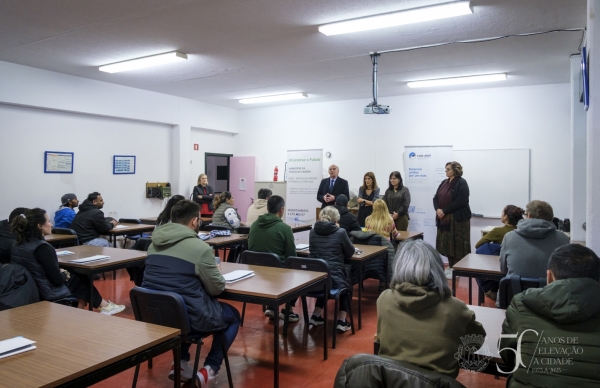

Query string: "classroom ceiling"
[0, 0, 586, 110]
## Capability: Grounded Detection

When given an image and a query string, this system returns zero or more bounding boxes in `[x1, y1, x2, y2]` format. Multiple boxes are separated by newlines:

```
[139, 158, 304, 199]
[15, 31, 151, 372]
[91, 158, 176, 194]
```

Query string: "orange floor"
[92, 270, 507, 388]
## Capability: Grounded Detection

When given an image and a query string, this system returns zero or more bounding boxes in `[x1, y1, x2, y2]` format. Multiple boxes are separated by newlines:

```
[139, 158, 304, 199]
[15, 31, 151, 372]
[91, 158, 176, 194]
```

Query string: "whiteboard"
[453, 149, 530, 218]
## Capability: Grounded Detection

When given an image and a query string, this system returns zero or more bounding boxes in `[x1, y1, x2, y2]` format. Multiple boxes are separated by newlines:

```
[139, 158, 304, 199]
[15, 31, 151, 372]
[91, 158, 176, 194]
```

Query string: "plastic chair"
[498, 275, 547, 309]
[129, 287, 233, 388]
[239, 251, 284, 326]
[50, 227, 80, 246]
[285, 256, 355, 349]
[119, 218, 151, 248]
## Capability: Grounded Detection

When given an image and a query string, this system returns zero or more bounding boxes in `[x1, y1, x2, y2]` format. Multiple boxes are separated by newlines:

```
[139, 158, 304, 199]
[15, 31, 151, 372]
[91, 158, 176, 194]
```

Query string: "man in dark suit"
[317, 164, 350, 209]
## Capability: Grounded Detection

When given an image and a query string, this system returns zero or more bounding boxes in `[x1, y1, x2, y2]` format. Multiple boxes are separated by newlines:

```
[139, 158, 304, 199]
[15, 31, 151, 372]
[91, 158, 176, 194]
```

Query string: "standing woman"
[357, 172, 380, 227]
[433, 161, 471, 276]
[382, 171, 411, 231]
[212, 191, 245, 231]
[193, 174, 214, 216]
[11, 208, 125, 314]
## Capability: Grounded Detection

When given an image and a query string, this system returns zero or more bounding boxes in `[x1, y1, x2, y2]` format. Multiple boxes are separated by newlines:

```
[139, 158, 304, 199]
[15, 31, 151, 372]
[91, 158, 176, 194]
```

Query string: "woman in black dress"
[357, 172, 380, 227]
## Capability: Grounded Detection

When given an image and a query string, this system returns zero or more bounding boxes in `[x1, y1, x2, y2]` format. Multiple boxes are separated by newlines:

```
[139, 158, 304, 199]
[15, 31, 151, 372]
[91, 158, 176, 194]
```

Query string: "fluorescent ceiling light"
[99, 51, 187, 73]
[319, 1, 472, 36]
[239, 93, 308, 104]
[407, 73, 507, 88]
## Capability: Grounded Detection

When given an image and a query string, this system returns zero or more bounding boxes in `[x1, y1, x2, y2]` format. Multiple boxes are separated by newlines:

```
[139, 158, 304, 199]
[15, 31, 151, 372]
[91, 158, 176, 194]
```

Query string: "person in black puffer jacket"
[308, 206, 355, 332]
[0, 207, 28, 264]
[349, 230, 395, 288]
[334, 195, 361, 237]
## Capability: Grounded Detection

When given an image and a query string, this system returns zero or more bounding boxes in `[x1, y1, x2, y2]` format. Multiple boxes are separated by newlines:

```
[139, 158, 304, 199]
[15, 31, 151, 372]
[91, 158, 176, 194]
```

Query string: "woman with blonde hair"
[192, 173, 214, 216]
[357, 172, 379, 226]
[365, 200, 399, 240]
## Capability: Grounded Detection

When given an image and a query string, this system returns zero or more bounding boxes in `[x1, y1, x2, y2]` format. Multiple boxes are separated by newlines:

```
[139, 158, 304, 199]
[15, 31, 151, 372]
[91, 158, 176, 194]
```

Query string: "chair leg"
[346, 291, 355, 335]
[301, 296, 309, 326]
[148, 358, 153, 368]
[221, 333, 234, 388]
[132, 364, 140, 388]
[332, 297, 339, 349]
[191, 340, 203, 385]
[240, 302, 246, 327]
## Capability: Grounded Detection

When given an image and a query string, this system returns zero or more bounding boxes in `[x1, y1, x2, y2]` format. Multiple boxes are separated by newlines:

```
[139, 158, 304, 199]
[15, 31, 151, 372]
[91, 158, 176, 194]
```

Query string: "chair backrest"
[50, 228, 80, 245]
[131, 237, 153, 251]
[498, 275, 547, 309]
[119, 218, 142, 224]
[240, 251, 281, 267]
[285, 257, 332, 291]
[204, 225, 230, 232]
[236, 226, 250, 235]
[334, 354, 465, 388]
[130, 287, 191, 336]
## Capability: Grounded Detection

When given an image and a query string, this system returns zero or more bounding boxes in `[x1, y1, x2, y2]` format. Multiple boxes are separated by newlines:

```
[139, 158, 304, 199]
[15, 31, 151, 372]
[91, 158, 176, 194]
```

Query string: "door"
[205, 153, 232, 193]
[229, 156, 256, 223]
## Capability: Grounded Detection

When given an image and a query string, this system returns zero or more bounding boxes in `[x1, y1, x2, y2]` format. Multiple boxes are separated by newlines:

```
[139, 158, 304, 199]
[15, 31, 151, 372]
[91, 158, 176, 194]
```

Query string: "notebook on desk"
[0, 337, 36, 359]
[68, 255, 110, 263]
[295, 244, 309, 250]
[223, 270, 255, 283]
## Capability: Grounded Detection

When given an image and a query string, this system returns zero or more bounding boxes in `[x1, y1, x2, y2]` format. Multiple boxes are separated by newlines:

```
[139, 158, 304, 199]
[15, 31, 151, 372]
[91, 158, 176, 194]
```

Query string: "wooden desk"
[201, 216, 213, 223]
[297, 244, 388, 330]
[204, 233, 248, 258]
[452, 253, 504, 305]
[395, 231, 424, 241]
[468, 305, 507, 376]
[0, 302, 181, 388]
[481, 226, 496, 238]
[106, 223, 155, 248]
[139, 216, 157, 225]
[219, 262, 327, 388]
[45, 233, 78, 247]
[57, 246, 146, 310]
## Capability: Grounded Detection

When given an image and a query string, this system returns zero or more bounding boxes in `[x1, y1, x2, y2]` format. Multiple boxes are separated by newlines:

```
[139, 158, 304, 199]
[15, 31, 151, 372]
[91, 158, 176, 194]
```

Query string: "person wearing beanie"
[334, 194, 361, 237]
[54, 193, 79, 228]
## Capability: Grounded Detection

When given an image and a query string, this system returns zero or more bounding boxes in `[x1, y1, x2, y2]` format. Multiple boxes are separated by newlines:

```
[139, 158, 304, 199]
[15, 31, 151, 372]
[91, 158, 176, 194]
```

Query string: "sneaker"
[168, 360, 193, 382]
[444, 267, 453, 280]
[279, 308, 300, 322]
[196, 365, 216, 387]
[336, 320, 351, 332]
[309, 315, 325, 326]
[485, 290, 498, 301]
[264, 309, 275, 319]
[99, 301, 125, 315]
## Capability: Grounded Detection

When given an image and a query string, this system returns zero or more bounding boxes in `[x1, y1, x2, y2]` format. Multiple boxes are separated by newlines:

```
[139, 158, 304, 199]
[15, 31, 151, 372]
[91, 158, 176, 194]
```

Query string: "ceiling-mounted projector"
[365, 52, 390, 114]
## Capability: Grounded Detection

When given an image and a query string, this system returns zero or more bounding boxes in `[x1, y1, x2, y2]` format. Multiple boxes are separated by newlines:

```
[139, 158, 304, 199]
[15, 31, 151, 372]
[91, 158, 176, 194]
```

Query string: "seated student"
[365, 200, 399, 240]
[475, 205, 525, 300]
[70, 192, 117, 247]
[0, 207, 28, 264]
[248, 195, 299, 321]
[334, 194, 361, 236]
[500, 244, 600, 387]
[246, 188, 271, 227]
[211, 191, 245, 231]
[143, 200, 240, 385]
[156, 195, 186, 227]
[10, 208, 124, 314]
[500, 200, 569, 277]
[308, 206, 354, 332]
[377, 239, 486, 378]
[54, 193, 79, 228]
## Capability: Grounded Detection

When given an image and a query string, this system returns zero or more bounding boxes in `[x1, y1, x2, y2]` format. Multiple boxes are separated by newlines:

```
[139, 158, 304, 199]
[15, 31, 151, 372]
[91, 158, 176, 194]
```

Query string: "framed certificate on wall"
[113, 155, 136, 174]
[44, 151, 74, 173]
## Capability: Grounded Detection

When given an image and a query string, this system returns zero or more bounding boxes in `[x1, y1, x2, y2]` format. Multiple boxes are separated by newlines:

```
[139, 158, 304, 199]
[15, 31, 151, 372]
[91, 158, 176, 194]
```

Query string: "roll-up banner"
[404, 146, 453, 248]
[285, 149, 323, 227]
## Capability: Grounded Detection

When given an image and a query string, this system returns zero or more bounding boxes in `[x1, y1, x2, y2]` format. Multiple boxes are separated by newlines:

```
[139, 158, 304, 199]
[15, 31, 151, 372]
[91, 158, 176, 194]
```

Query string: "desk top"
[395, 231, 424, 241]
[296, 244, 387, 262]
[56, 245, 146, 270]
[139, 216, 157, 225]
[0, 302, 180, 388]
[220, 262, 326, 299]
[468, 305, 505, 363]
[204, 234, 248, 247]
[45, 233, 78, 243]
[201, 217, 213, 223]
[106, 223, 155, 234]
[453, 253, 501, 275]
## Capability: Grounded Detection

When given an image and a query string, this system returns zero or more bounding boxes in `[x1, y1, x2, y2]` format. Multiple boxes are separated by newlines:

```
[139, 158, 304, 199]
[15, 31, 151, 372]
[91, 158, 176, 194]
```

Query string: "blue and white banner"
[285, 149, 323, 226]
[404, 146, 453, 247]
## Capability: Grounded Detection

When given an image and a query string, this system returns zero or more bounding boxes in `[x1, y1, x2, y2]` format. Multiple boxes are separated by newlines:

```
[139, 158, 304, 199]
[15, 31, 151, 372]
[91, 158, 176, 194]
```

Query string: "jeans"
[181, 302, 240, 373]
[84, 238, 110, 247]
[315, 293, 350, 315]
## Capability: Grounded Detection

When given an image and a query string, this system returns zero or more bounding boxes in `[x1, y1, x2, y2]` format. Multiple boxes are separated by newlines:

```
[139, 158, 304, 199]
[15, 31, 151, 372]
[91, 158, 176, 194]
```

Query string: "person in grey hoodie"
[500, 200, 569, 278]
[245, 188, 271, 226]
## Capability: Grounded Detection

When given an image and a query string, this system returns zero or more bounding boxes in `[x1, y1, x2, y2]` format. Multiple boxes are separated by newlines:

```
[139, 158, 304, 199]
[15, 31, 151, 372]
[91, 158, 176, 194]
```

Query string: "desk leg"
[89, 274, 94, 311]
[323, 282, 328, 361]
[384, 253, 389, 289]
[452, 272, 456, 297]
[468, 277, 472, 305]
[173, 340, 181, 388]
[273, 309, 279, 388]
[357, 261, 362, 330]
[478, 286, 484, 306]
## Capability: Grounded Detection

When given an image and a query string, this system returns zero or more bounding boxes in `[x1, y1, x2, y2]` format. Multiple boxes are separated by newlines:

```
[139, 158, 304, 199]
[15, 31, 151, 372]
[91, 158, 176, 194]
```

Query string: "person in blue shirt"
[54, 193, 78, 228]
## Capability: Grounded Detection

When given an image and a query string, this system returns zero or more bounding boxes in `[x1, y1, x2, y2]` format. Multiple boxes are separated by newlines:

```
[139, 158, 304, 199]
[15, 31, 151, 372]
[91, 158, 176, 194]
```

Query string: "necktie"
[329, 179, 334, 192]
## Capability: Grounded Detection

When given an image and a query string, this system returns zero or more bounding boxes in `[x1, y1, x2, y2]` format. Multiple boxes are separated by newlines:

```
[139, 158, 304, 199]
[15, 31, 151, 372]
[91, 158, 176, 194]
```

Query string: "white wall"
[0, 104, 172, 220]
[189, 128, 236, 191]
[236, 83, 572, 240]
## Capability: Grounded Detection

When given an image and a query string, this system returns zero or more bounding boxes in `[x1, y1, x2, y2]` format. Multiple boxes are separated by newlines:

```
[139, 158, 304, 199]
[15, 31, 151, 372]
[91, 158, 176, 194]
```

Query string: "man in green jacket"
[500, 244, 600, 387]
[248, 195, 298, 321]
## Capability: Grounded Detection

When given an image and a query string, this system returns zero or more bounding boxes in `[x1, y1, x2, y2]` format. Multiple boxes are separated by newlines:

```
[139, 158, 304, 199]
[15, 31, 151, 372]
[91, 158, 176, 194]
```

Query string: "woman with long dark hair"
[382, 171, 411, 231]
[10, 208, 125, 315]
[357, 172, 379, 227]
[156, 195, 186, 226]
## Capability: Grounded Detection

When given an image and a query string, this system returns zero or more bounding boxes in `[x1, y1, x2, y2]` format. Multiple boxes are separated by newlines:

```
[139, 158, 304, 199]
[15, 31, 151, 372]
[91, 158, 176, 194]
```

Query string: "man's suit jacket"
[317, 177, 350, 208]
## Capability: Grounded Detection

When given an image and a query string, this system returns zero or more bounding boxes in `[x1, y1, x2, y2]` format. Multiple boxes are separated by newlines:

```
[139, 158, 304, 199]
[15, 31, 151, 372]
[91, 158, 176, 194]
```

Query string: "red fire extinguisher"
[273, 166, 279, 181]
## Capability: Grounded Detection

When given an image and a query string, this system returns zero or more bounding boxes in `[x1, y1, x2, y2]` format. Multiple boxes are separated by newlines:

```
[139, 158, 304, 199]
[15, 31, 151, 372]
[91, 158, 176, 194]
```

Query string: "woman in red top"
[192, 174, 215, 216]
